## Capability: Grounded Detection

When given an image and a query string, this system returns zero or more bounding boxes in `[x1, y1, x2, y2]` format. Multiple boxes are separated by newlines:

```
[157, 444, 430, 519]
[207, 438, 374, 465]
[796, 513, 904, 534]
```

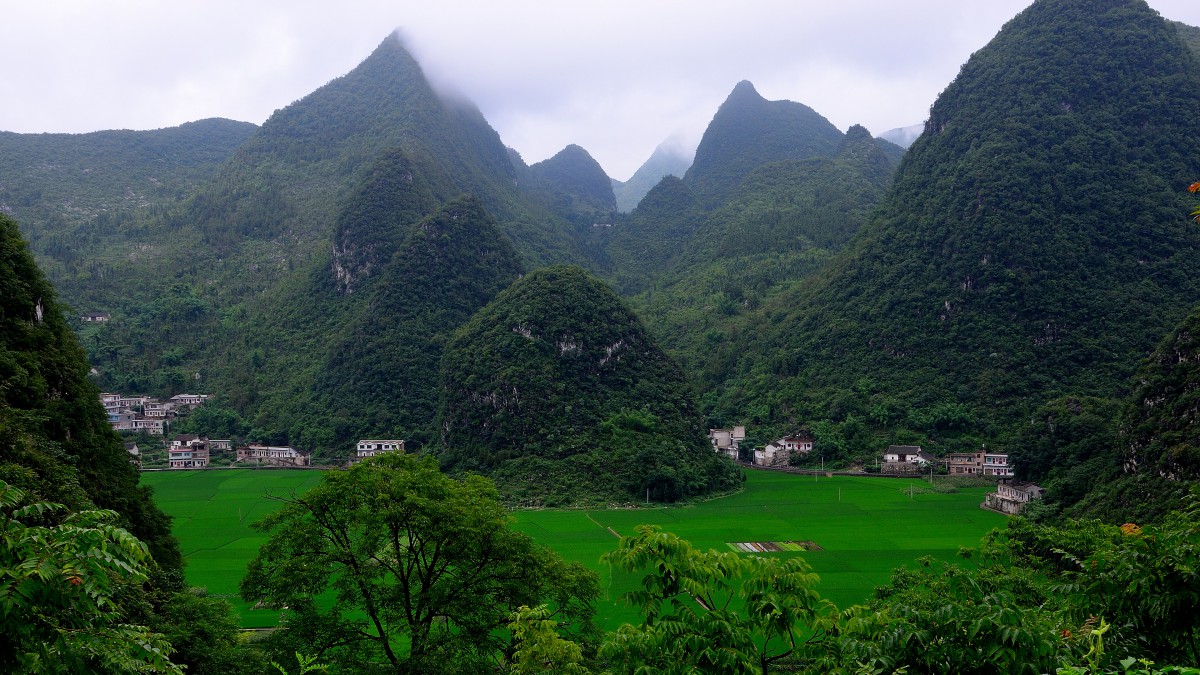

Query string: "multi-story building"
[169, 436, 209, 469]
[237, 444, 308, 467]
[946, 449, 1014, 477]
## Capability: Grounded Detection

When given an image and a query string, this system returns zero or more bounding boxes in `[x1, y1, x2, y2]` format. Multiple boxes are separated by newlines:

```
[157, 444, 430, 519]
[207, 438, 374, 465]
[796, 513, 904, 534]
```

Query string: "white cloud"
[1, 0, 1197, 179]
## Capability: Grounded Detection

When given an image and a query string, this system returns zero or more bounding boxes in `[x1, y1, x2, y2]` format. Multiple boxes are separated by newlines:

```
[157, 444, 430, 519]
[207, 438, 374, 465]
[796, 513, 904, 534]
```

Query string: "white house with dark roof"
[356, 439, 405, 459]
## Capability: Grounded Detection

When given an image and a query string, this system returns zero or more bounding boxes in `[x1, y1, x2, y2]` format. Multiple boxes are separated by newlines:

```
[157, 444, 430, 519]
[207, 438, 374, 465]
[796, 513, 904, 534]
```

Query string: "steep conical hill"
[328, 149, 447, 294]
[730, 0, 1200, 438]
[527, 144, 616, 215]
[622, 124, 899, 394]
[605, 125, 895, 296]
[79, 34, 599, 448]
[304, 195, 525, 452]
[602, 175, 705, 294]
[437, 265, 739, 505]
[683, 80, 843, 207]
[184, 32, 517, 254]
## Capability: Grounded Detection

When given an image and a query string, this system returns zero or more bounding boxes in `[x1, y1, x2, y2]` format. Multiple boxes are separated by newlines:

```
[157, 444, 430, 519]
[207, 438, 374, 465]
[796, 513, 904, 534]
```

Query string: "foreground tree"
[0, 480, 181, 673]
[598, 525, 834, 674]
[241, 453, 599, 673]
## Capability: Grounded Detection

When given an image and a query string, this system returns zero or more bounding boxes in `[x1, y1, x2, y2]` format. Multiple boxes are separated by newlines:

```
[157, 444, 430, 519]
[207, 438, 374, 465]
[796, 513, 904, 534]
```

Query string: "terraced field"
[142, 468, 1007, 629]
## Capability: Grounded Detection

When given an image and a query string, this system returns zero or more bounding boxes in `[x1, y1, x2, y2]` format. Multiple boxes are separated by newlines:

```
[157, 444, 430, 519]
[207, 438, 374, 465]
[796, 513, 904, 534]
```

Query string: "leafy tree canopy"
[241, 452, 600, 673]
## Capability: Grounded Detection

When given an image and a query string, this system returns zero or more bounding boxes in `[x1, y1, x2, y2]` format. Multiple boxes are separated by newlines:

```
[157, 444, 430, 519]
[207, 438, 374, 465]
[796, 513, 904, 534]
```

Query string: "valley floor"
[142, 468, 1007, 629]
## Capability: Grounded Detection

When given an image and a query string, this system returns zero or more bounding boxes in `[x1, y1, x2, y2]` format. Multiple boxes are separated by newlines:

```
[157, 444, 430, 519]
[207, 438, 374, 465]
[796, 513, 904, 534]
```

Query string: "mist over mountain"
[612, 140, 694, 212]
[878, 123, 924, 149]
[683, 80, 844, 207]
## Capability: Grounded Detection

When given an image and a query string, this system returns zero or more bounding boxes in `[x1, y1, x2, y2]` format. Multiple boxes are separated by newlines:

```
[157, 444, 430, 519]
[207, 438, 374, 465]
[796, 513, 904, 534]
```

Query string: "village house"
[131, 418, 166, 435]
[143, 400, 174, 418]
[124, 442, 140, 466]
[81, 312, 110, 323]
[777, 435, 814, 454]
[209, 439, 232, 451]
[168, 435, 209, 469]
[946, 449, 1014, 477]
[754, 433, 816, 467]
[170, 393, 209, 409]
[237, 444, 308, 467]
[355, 439, 405, 462]
[101, 391, 210, 436]
[709, 426, 746, 460]
[118, 395, 147, 409]
[984, 480, 1045, 515]
[881, 445, 935, 474]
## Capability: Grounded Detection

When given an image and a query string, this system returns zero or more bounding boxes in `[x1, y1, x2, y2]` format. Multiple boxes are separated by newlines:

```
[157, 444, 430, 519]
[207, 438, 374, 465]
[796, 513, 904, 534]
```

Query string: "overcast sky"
[2, 1, 1198, 181]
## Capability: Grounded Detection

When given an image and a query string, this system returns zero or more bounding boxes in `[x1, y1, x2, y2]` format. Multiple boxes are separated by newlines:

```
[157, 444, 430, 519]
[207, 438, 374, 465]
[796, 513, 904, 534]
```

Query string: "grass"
[142, 467, 1007, 629]
[141, 469, 326, 628]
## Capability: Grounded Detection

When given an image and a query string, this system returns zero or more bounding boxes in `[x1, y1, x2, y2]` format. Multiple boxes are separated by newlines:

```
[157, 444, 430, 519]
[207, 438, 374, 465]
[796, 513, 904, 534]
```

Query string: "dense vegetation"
[5, 0, 1200, 668]
[69, 34, 599, 460]
[623, 125, 900, 399]
[527, 144, 618, 218]
[241, 453, 600, 673]
[0, 213, 268, 673]
[703, 0, 1200, 468]
[438, 265, 739, 504]
[0, 119, 256, 289]
[682, 80, 844, 207]
[305, 194, 526, 451]
[0, 212, 177, 568]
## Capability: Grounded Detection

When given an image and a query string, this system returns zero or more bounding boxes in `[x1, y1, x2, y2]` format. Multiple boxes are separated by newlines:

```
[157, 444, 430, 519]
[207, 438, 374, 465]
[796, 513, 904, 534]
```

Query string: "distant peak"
[843, 124, 873, 141]
[728, 80, 763, 101]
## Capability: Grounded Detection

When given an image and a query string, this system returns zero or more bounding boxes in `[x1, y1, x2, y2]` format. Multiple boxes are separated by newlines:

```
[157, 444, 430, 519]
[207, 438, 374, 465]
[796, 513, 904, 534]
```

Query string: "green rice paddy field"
[141, 469, 1008, 629]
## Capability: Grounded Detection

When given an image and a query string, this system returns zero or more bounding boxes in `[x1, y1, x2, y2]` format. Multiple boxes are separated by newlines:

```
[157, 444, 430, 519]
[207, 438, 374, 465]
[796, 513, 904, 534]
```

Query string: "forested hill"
[438, 265, 740, 505]
[1175, 20, 1200, 56]
[0, 213, 179, 573]
[268, 195, 526, 452]
[718, 0, 1200, 446]
[683, 80, 844, 207]
[607, 123, 899, 399]
[527, 144, 617, 216]
[0, 118, 255, 281]
[76, 32, 602, 456]
[183, 33, 518, 251]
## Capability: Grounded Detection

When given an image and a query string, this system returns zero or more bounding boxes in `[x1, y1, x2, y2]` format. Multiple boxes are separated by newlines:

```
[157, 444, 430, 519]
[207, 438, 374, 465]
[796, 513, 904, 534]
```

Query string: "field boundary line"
[585, 512, 621, 538]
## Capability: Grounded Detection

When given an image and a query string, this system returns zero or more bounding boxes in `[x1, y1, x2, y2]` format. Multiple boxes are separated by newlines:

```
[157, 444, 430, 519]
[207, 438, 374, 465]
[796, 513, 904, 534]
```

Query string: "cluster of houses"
[880, 445, 1014, 477]
[164, 435, 308, 469]
[710, 426, 1043, 514]
[155, 437, 406, 470]
[101, 392, 210, 436]
[708, 427, 814, 467]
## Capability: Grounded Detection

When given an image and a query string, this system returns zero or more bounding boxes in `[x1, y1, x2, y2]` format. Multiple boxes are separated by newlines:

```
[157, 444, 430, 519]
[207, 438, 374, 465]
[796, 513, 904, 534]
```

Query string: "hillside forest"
[1, 0, 1200, 671]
